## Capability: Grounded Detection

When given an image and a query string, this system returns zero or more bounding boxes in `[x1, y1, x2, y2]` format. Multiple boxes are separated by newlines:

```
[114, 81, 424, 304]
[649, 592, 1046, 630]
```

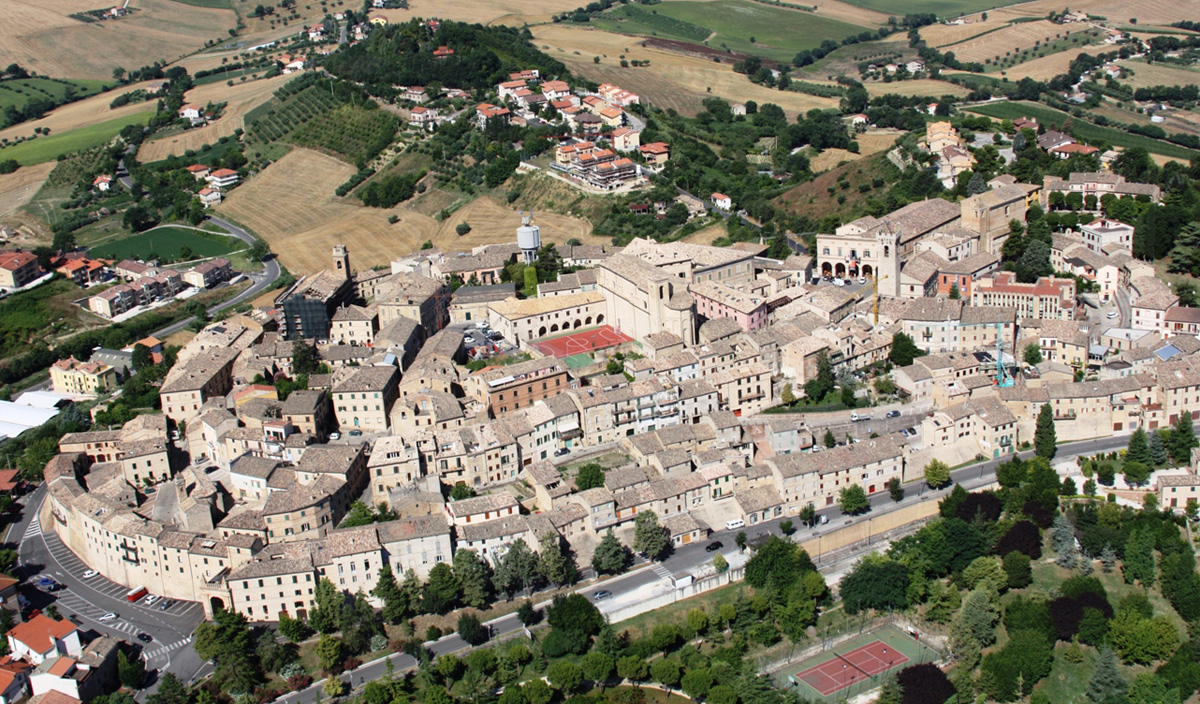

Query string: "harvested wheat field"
[683, 223, 728, 245]
[997, 43, 1112, 81]
[864, 79, 969, 97]
[919, 17, 1008, 47]
[138, 74, 297, 161]
[0, 0, 234, 81]
[532, 25, 837, 117]
[0, 162, 54, 219]
[0, 79, 166, 145]
[990, 0, 1191, 26]
[948, 20, 1090, 64]
[1116, 60, 1200, 90]
[219, 149, 599, 274]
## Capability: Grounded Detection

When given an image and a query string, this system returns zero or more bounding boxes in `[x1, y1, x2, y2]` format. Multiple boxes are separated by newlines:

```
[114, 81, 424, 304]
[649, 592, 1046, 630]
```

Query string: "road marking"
[22, 516, 42, 541]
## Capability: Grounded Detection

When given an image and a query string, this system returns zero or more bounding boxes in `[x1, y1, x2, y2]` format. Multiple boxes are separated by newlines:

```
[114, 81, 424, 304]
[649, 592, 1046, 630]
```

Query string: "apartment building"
[49, 358, 118, 396]
[332, 366, 399, 432]
[159, 348, 238, 423]
[467, 357, 572, 417]
[971, 272, 1077, 321]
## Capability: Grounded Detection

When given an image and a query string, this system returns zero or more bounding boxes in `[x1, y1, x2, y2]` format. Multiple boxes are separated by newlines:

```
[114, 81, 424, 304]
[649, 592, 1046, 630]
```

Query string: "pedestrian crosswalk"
[145, 637, 192, 661]
[651, 563, 673, 580]
[22, 515, 41, 542]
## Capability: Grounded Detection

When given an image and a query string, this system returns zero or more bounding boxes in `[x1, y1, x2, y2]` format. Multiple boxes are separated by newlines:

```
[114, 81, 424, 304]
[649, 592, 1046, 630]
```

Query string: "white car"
[1106, 311, 1119, 319]
[857, 277, 867, 285]
[475, 321, 489, 329]
[98, 613, 118, 621]
[82, 570, 98, 579]
[832, 278, 846, 287]
[329, 432, 341, 440]
[144, 595, 160, 606]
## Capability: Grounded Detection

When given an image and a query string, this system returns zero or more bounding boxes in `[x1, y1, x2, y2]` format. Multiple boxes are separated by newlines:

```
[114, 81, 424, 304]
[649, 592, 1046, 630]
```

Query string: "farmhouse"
[92, 175, 113, 192]
[206, 169, 240, 190]
[711, 193, 732, 211]
[197, 187, 221, 208]
[0, 250, 44, 289]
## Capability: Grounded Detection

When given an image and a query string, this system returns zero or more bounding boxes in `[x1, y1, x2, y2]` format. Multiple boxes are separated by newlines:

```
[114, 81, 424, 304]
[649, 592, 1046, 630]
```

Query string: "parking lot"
[15, 490, 204, 669]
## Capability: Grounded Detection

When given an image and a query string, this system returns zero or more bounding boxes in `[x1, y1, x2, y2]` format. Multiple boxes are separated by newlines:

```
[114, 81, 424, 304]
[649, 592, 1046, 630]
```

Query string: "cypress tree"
[1126, 427, 1152, 466]
[1035, 403, 1057, 460]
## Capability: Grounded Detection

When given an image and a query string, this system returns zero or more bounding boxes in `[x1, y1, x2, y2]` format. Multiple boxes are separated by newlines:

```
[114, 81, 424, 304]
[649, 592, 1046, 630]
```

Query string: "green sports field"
[88, 226, 242, 261]
[0, 111, 154, 165]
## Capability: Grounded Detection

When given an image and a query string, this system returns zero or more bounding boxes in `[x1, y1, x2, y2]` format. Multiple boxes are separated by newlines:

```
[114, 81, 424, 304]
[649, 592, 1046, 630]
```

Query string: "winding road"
[150, 216, 282, 338]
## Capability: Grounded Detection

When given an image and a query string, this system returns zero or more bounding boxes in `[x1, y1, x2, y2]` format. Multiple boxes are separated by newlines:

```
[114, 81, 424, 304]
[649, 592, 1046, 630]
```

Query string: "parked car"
[144, 595, 160, 606]
[329, 432, 341, 440]
[98, 613, 118, 621]
[159, 600, 174, 611]
[475, 321, 490, 329]
[348, 429, 363, 437]
[82, 570, 98, 579]
[705, 541, 723, 552]
[137, 633, 153, 643]
[1106, 311, 1119, 319]
[592, 590, 612, 600]
[850, 412, 870, 422]
[832, 278, 846, 287]
[886, 410, 901, 419]
[554, 448, 570, 457]
[857, 277, 867, 285]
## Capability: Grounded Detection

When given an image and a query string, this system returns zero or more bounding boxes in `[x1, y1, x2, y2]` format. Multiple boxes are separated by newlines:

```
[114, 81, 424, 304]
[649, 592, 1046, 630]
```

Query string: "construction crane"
[994, 321, 1015, 387]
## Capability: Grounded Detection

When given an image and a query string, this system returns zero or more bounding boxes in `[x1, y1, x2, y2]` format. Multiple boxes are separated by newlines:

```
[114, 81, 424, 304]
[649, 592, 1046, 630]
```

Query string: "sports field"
[786, 625, 935, 702]
[87, 226, 242, 261]
[529, 326, 632, 359]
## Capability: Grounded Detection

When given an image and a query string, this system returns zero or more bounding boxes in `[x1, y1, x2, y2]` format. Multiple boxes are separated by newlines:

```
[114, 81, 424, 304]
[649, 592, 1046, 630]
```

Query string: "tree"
[889, 331, 925, 366]
[800, 502, 817, 527]
[780, 383, 795, 405]
[823, 429, 836, 448]
[745, 536, 812, 590]
[924, 459, 951, 488]
[1023, 342, 1044, 365]
[1150, 431, 1169, 465]
[681, 669, 713, 700]
[146, 673, 189, 704]
[546, 661, 584, 693]
[322, 678, 345, 698]
[1124, 460, 1151, 486]
[544, 594, 603, 656]
[117, 650, 146, 688]
[1003, 551, 1032, 588]
[713, 554, 728, 573]
[1050, 514, 1077, 568]
[314, 634, 344, 673]
[1169, 411, 1197, 463]
[292, 340, 322, 375]
[493, 538, 539, 597]
[454, 549, 491, 608]
[371, 564, 407, 623]
[456, 222, 472, 236]
[307, 578, 343, 634]
[650, 659, 681, 690]
[886, 477, 904, 502]
[839, 485, 869, 515]
[523, 267, 538, 298]
[457, 612, 488, 646]
[538, 533, 577, 586]
[576, 463, 605, 490]
[131, 343, 154, 371]
[524, 680, 553, 704]
[966, 171, 987, 195]
[1127, 427, 1152, 465]
[963, 555, 1007, 593]
[278, 612, 310, 642]
[804, 349, 836, 400]
[1035, 403, 1057, 460]
[581, 652, 614, 686]
[954, 586, 999, 647]
[423, 563, 460, 614]
[1108, 609, 1178, 665]
[193, 608, 264, 692]
[592, 528, 630, 575]
[633, 510, 669, 560]
[617, 656, 648, 682]
[1123, 528, 1156, 586]
[840, 555, 909, 614]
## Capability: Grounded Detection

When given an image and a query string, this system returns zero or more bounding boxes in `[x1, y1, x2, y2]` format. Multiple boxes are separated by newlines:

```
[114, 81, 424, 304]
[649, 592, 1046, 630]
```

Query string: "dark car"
[886, 410, 901, 418]
[592, 590, 612, 600]
[137, 633, 153, 643]
[159, 600, 174, 611]
[705, 541, 723, 552]
[554, 448, 570, 456]
[348, 429, 363, 437]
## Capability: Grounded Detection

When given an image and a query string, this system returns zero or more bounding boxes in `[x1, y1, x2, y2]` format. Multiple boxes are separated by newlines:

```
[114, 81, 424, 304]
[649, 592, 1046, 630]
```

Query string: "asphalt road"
[150, 216, 281, 338]
[274, 434, 1132, 704]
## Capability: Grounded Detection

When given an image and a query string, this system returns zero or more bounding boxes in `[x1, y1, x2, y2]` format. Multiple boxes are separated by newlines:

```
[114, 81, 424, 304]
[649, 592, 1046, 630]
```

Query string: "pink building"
[688, 280, 767, 332]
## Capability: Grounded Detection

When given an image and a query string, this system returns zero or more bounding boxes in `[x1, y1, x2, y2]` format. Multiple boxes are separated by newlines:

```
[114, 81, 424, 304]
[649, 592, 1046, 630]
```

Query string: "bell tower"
[333, 244, 350, 280]
[877, 224, 900, 298]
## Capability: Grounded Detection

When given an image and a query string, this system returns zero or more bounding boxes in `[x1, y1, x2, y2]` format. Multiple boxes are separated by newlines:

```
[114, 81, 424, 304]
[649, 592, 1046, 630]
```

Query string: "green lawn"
[0, 78, 109, 111]
[590, 0, 869, 62]
[87, 226, 242, 261]
[966, 100, 1200, 160]
[834, 0, 1026, 18]
[0, 111, 154, 165]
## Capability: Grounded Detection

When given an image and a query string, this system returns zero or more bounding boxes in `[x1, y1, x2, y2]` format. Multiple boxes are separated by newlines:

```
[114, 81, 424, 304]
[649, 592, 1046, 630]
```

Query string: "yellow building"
[49, 358, 118, 396]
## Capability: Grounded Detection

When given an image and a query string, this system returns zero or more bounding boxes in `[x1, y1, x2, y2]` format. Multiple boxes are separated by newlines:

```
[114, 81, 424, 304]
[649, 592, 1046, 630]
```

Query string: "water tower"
[517, 210, 541, 264]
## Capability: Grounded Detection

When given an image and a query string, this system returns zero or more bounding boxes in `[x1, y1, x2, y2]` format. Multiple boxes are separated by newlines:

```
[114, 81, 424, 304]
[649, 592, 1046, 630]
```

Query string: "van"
[820, 515, 829, 525]
[725, 518, 746, 530]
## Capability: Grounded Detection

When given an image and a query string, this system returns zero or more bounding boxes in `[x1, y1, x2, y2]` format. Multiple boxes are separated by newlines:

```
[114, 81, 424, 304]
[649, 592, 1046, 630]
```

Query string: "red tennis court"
[529, 325, 632, 358]
[794, 640, 910, 696]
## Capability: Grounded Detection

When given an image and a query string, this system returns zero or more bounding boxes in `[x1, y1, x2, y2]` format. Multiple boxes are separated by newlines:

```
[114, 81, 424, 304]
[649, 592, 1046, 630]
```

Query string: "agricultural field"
[834, 0, 1022, 18]
[290, 105, 399, 166]
[1116, 59, 1200, 91]
[0, 77, 109, 113]
[966, 100, 1199, 160]
[137, 73, 295, 161]
[532, 25, 839, 117]
[0, 0, 235, 81]
[0, 78, 167, 145]
[218, 149, 600, 274]
[0, 111, 152, 165]
[0, 161, 54, 220]
[987, 0, 1192, 27]
[810, 129, 904, 171]
[939, 20, 1094, 65]
[86, 225, 242, 261]
[990, 43, 1111, 81]
[863, 79, 969, 97]
[773, 152, 895, 219]
[586, 0, 871, 62]
[918, 16, 1008, 46]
